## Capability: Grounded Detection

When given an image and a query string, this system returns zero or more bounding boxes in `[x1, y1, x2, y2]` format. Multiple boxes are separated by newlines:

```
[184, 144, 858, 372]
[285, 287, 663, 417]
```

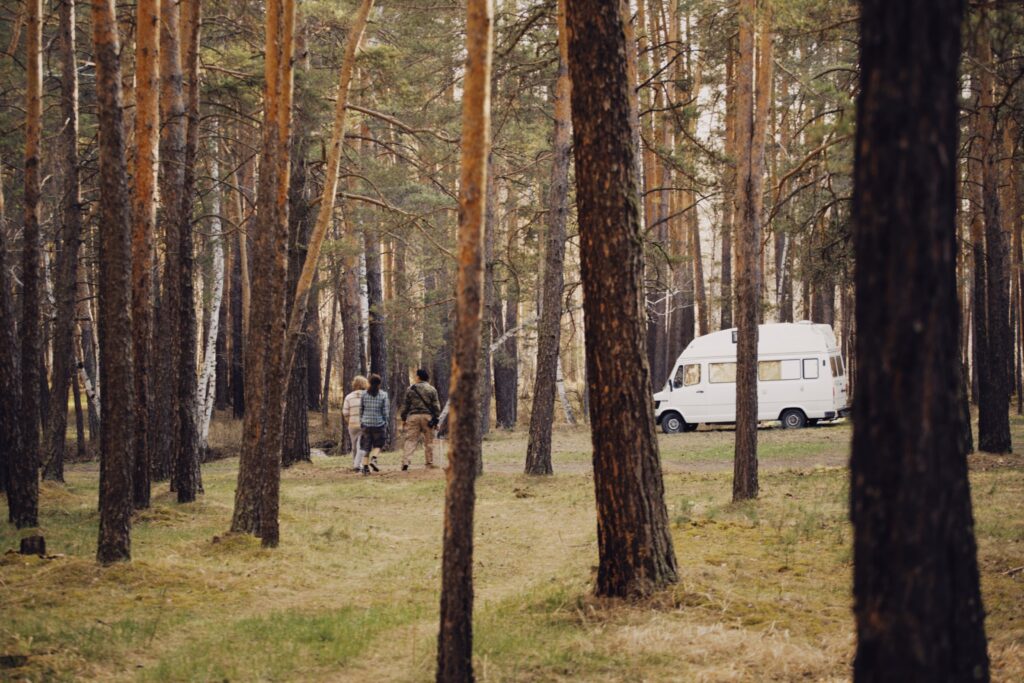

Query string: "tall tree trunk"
[436, 0, 491, 678]
[0, 173, 22, 508]
[198, 154, 225, 453]
[129, 0, 159, 507]
[365, 228, 388, 381]
[851, 1, 989, 677]
[73, 369, 86, 460]
[479, 161, 496, 444]
[43, 0, 84, 484]
[282, 131, 312, 468]
[976, 11, 1011, 454]
[230, 0, 295, 547]
[732, 0, 768, 502]
[12, 0, 43, 532]
[524, 0, 570, 475]
[231, 201, 246, 418]
[720, 45, 736, 330]
[175, 0, 203, 501]
[154, 0, 187, 489]
[565, 0, 678, 597]
[92, 0, 136, 564]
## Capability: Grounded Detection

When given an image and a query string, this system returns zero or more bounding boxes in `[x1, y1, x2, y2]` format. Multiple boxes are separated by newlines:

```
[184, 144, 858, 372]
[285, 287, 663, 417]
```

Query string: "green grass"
[1, 414, 1022, 682]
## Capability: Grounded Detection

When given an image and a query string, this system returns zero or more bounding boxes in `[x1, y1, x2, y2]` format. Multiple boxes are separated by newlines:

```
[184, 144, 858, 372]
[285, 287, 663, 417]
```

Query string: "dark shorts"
[361, 426, 387, 450]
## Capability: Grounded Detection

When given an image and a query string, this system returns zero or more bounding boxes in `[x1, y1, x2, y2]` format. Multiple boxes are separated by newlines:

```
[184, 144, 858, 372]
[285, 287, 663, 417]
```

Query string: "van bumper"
[824, 411, 836, 420]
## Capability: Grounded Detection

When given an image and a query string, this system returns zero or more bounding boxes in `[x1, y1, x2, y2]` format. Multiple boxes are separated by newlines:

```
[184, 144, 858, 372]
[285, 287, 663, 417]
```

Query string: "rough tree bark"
[524, 0, 570, 476]
[851, 1, 990, 678]
[0, 173, 22, 510]
[92, 0, 136, 564]
[175, 0, 203, 501]
[43, 0, 84, 484]
[975, 10, 1012, 454]
[720, 45, 735, 330]
[230, 0, 295, 547]
[732, 0, 768, 502]
[565, 0, 678, 597]
[153, 0, 187, 486]
[12, 0, 43, 532]
[436, 0, 491, 678]
[129, 0, 159, 508]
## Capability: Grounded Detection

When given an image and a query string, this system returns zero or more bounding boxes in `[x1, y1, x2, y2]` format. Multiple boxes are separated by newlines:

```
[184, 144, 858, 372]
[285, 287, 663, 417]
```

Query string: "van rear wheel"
[780, 409, 807, 429]
[661, 411, 686, 434]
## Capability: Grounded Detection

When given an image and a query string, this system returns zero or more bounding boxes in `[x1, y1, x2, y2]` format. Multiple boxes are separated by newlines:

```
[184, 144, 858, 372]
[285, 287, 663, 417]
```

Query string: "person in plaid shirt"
[359, 374, 389, 475]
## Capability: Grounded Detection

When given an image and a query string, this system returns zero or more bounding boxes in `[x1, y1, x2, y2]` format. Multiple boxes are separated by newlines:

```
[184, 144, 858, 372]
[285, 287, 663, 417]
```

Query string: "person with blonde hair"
[341, 375, 370, 471]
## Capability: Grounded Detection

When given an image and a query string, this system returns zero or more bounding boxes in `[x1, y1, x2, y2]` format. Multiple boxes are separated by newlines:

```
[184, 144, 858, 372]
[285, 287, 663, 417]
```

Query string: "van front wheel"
[661, 412, 686, 434]
[780, 409, 807, 429]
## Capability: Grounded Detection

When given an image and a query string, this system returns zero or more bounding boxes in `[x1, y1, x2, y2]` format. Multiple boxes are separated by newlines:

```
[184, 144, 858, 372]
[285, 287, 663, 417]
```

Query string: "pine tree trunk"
[565, 0, 678, 597]
[321, 280, 339, 427]
[76, 265, 101, 443]
[720, 46, 736, 330]
[0, 174, 22, 508]
[92, 0, 136, 564]
[732, 0, 766, 502]
[340, 250, 363, 453]
[282, 134, 312, 468]
[175, 0, 203, 500]
[479, 162, 496, 444]
[130, 0, 159, 507]
[525, 0, 570, 475]
[231, 212, 246, 418]
[436, 0, 491, 678]
[851, 1, 990, 677]
[43, 0, 84, 484]
[231, 0, 295, 547]
[12, 0, 43, 531]
[155, 0, 187, 488]
[976, 11, 1011, 454]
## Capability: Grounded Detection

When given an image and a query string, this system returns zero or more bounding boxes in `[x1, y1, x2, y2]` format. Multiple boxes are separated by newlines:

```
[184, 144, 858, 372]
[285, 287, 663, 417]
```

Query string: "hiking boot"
[369, 460, 380, 473]
[361, 466, 370, 476]
[401, 464, 409, 472]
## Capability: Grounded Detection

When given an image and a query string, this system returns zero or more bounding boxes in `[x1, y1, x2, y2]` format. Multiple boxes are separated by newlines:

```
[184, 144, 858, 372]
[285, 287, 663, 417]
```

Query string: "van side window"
[803, 358, 819, 379]
[759, 359, 801, 381]
[684, 364, 701, 386]
[709, 362, 737, 384]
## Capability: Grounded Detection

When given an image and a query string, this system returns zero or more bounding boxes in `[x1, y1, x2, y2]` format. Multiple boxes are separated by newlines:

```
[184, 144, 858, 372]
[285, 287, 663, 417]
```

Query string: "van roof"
[679, 322, 838, 361]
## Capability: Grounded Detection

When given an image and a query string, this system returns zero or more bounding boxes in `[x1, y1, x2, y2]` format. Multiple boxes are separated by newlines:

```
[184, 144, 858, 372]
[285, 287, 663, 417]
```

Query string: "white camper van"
[653, 322, 849, 433]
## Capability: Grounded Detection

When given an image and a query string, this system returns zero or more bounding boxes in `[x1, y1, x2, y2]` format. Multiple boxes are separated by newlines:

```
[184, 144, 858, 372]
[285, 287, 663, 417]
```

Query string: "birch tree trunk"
[566, 0, 678, 597]
[851, 0, 989, 676]
[436, 0, 491, 678]
[198, 154, 225, 452]
[91, 0, 136, 564]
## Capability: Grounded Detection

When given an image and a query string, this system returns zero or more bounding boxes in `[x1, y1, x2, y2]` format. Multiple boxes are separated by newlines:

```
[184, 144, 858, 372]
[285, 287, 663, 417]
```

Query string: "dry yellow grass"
[1, 414, 1021, 682]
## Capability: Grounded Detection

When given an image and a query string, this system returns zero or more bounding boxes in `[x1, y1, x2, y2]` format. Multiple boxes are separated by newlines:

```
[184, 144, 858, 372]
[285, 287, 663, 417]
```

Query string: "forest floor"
[1, 414, 1022, 682]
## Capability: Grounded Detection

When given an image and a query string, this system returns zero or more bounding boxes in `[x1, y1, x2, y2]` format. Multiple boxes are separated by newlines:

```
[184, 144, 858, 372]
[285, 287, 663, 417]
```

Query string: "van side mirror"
[672, 379, 683, 389]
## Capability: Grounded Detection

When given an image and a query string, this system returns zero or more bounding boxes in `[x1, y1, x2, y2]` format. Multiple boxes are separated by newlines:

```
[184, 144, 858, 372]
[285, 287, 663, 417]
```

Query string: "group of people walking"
[340, 368, 442, 475]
